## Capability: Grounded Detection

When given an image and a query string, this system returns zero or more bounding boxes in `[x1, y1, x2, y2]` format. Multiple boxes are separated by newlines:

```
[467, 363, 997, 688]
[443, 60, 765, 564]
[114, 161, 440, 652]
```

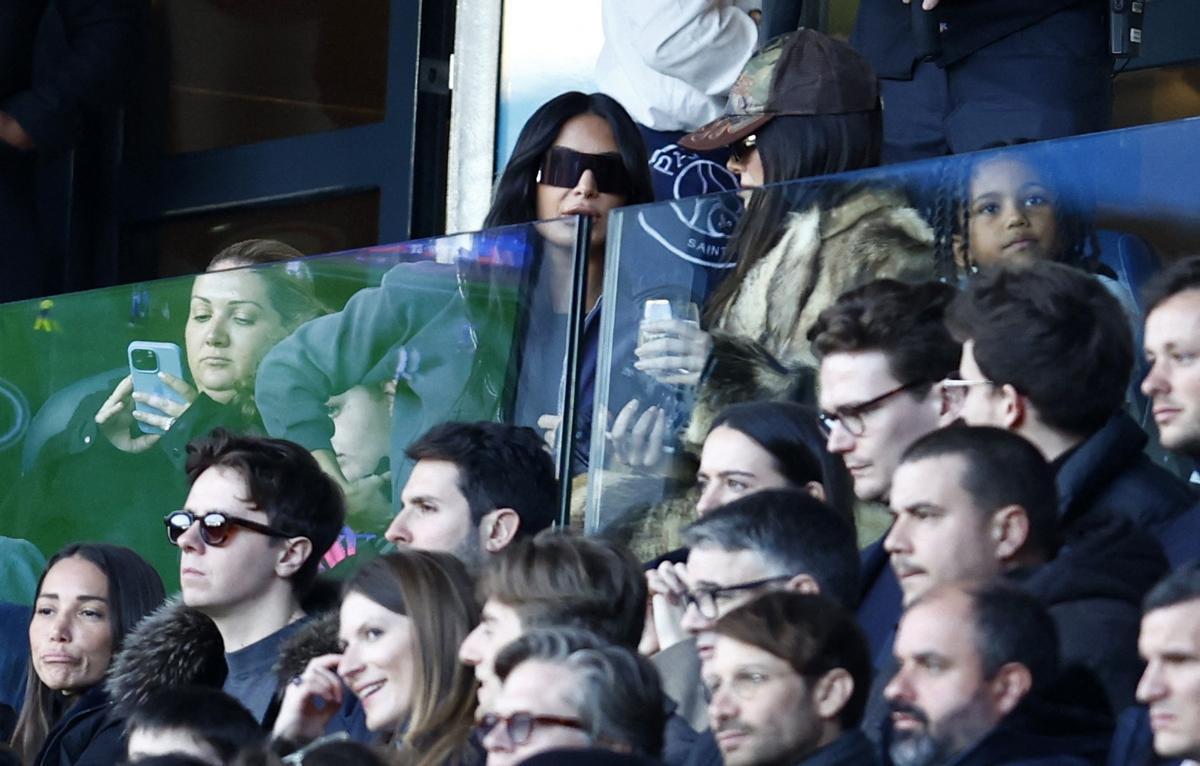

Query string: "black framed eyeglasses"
[730, 133, 758, 165]
[684, 574, 795, 620]
[475, 712, 587, 745]
[818, 380, 931, 438]
[164, 510, 297, 547]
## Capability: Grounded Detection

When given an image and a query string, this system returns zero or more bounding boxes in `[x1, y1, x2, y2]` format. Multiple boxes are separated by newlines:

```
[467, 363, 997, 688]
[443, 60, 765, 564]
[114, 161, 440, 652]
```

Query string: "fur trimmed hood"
[105, 597, 226, 719]
[273, 611, 340, 687]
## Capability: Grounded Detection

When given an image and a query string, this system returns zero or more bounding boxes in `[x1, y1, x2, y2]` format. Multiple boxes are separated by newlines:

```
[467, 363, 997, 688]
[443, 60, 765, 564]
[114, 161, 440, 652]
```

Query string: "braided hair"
[931, 142, 1104, 278]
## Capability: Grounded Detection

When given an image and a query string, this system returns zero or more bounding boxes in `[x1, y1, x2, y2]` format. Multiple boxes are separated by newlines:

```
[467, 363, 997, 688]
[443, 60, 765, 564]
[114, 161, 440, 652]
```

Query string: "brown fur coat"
[686, 186, 935, 446]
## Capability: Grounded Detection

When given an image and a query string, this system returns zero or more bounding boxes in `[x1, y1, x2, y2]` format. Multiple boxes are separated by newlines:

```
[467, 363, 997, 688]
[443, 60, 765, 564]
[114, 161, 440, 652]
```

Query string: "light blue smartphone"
[127, 341, 188, 435]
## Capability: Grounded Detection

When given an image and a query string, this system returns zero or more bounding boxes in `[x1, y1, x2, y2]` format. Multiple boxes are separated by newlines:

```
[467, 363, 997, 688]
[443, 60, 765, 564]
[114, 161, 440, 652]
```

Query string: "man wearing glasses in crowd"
[945, 261, 1195, 562]
[165, 428, 346, 723]
[703, 592, 876, 766]
[480, 627, 666, 766]
[807, 278, 962, 665]
[657, 490, 861, 765]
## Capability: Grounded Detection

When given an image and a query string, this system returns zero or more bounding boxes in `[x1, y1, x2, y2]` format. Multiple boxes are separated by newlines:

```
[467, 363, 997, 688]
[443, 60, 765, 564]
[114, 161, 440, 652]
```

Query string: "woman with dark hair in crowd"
[9, 543, 165, 766]
[273, 549, 480, 765]
[633, 30, 935, 428]
[696, 400, 854, 526]
[255, 90, 654, 498]
[97, 239, 326, 445]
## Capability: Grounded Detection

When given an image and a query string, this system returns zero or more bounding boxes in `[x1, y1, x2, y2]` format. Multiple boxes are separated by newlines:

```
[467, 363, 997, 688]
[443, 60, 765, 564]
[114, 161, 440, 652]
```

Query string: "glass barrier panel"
[585, 118, 1200, 560]
[0, 217, 583, 594]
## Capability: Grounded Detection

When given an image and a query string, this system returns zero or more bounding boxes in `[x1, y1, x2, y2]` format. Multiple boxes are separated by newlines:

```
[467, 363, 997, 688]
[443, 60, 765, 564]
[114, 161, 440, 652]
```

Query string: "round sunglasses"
[164, 509, 297, 547]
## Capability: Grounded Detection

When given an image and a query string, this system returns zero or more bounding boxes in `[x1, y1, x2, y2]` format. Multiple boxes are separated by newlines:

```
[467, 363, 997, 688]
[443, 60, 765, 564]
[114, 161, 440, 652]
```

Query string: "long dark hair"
[930, 141, 1103, 277]
[11, 543, 165, 764]
[709, 400, 855, 529]
[344, 550, 479, 766]
[483, 91, 654, 229]
[705, 111, 883, 324]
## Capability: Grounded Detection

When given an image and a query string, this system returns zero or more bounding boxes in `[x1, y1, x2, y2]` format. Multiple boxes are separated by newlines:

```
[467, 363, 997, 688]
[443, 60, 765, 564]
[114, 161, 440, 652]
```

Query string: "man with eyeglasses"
[651, 490, 860, 765]
[481, 627, 666, 766]
[167, 428, 346, 724]
[945, 261, 1195, 564]
[704, 592, 876, 766]
[809, 279, 961, 507]
[807, 278, 961, 691]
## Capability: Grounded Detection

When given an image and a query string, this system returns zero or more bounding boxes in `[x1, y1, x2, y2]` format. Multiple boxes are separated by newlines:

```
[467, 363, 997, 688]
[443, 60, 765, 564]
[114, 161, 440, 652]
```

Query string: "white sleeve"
[618, 0, 759, 96]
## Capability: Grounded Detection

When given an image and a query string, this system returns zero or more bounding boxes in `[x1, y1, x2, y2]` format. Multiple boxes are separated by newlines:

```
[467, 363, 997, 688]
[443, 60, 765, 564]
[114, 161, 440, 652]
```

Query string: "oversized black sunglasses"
[537, 146, 631, 196]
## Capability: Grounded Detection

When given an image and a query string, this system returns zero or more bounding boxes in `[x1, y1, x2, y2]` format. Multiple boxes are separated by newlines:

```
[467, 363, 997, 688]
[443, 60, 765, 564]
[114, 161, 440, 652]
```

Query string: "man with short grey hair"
[481, 627, 666, 766]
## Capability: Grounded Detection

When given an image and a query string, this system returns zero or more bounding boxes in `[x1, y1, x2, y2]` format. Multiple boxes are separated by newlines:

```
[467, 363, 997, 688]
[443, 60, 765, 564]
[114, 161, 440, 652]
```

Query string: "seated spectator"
[695, 401, 853, 524]
[168, 429, 346, 725]
[457, 531, 646, 712]
[931, 144, 1144, 357]
[705, 592, 876, 766]
[1139, 256, 1200, 565]
[885, 582, 1107, 766]
[10, 239, 325, 578]
[256, 90, 654, 485]
[947, 261, 1196, 557]
[632, 400, 852, 567]
[888, 425, 1164, 713]
[482, 627, 665, 766]
[274, 550, 478, 764]
[324, 379, 398, 535]
[807, 279, 962, 660]
[639, 31, 934, 432]
[9, 544, 165, 766]
[125, 686, 263, 765]
[384, 421, 557, 571]
[1109, 563, 1200, 766]
[650, 490, 860, 753]
[933, 145, 1106, 275]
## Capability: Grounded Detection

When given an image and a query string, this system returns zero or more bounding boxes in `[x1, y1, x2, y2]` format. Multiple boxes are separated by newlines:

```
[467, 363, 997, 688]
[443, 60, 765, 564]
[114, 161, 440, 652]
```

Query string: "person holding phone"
[94, 240, 324, 454]
[5, 239, 323, 585]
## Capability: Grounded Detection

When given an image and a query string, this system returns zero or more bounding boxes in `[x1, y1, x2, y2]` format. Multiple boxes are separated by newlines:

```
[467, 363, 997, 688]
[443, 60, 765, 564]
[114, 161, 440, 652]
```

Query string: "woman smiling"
[274, 549, 480, 765]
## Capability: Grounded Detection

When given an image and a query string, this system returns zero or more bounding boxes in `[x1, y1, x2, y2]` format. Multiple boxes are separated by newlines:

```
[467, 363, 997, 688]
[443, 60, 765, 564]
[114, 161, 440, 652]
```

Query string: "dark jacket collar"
[796, 730, 879, 766]
[1053, 413, 1146, 527]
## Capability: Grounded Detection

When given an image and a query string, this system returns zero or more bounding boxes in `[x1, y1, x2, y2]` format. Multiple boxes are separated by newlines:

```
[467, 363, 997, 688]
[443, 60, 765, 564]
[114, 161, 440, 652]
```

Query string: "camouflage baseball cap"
[680, 29, 880, 152]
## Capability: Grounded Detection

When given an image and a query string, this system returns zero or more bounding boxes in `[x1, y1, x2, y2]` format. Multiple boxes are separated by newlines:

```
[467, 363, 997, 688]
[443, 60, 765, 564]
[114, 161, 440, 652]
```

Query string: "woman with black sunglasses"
[254, 91, 654, 510]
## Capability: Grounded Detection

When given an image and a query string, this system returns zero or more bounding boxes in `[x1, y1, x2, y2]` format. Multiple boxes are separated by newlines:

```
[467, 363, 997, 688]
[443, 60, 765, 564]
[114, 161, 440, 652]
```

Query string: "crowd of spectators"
[5, 2, 1198, 766]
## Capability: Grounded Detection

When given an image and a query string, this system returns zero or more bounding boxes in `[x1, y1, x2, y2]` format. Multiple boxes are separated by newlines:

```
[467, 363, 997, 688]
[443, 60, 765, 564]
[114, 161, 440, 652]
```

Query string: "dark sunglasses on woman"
[536, 146, 631, 196]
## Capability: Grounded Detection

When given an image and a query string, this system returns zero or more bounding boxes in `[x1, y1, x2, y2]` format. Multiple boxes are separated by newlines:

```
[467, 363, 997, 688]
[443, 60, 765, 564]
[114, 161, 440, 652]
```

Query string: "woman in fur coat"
[620, 30, 936, 458]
